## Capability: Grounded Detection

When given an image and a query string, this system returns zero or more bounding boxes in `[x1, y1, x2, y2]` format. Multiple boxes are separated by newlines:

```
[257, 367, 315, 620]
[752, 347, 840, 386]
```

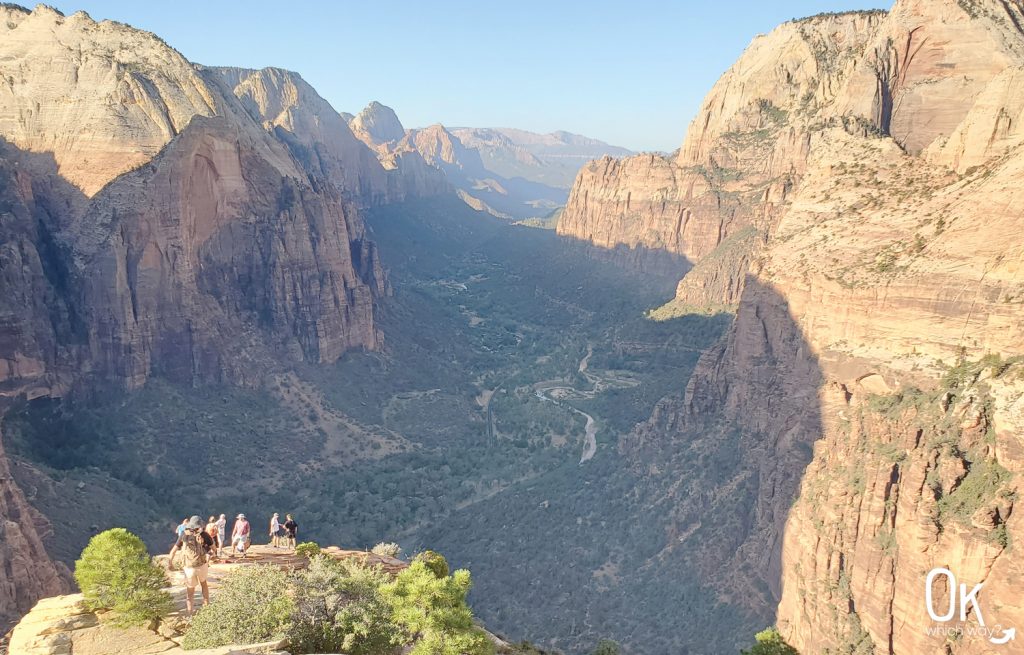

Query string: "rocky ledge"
[8, 545, 406, 655]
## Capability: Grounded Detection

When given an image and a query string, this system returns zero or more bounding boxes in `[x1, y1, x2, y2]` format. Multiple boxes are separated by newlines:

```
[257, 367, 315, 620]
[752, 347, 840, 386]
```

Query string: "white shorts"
[182, 563, 209, 587]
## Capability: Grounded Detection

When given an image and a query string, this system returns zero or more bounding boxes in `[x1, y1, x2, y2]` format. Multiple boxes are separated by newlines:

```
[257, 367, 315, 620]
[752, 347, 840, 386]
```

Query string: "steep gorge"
[563, 0, 1024, 652]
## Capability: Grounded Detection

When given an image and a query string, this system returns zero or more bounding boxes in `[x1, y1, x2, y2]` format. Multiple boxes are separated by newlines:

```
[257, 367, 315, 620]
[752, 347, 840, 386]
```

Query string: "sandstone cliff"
[0, 422, 67, 632]
[558, 10, 885, 304]
[588, 1, 1024, 652]
[0, 4, 405, 624]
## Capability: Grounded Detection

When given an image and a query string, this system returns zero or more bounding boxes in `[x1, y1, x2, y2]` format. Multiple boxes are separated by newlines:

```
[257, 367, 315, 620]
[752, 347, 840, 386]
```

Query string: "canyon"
[2, 0, 1024, 654]
[559, 0, 1024, 652]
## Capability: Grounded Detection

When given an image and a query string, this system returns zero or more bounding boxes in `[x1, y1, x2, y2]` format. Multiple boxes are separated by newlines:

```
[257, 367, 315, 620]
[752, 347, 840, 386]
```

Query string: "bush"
[295, 541, 322, 559]
[413, 550, 449, 578]
[181, 565, 294, 650]
[741, 627, 798, 655]
[382, 560, 494, 655]
[73, 528, 172, 627]
[593, 640, 620, 655]
[371, 542, 402, 558]
[287, 556, 400, 655]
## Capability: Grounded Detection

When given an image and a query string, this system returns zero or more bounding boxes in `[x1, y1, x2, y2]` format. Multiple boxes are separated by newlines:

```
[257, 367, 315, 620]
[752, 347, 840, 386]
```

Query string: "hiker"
[269, 513, 282, 548]
[167, 515, 214, 614]
[215, 514, 227, 556]
[175, 518, 188, 539]
[205, 516, 220, 559]
[282, 514, 298, 550]
[231, 513, 251, 558]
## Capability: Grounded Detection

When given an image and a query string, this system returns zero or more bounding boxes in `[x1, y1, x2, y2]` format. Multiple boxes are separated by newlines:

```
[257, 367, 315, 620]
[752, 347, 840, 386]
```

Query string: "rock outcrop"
[349, 100, 406, 146]
[576, 0, 1024, 652]
[0, 4, 405, 623]
[0, 427, 68, 632]
[558, 10, 886, 305]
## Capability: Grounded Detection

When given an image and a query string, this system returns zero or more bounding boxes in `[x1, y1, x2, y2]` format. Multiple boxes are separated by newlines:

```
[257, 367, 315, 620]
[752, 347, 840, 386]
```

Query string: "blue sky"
[49, 1, 889, 152]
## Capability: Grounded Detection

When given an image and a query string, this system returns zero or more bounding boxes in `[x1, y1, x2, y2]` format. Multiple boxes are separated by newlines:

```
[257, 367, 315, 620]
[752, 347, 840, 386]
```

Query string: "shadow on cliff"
[614, 273, 825, 652]
[0, 137, 90, 399]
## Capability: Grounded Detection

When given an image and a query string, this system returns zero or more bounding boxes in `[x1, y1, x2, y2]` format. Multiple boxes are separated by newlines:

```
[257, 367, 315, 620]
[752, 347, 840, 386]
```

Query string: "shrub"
[371, 542, 402, 558]
[287, 556, 400, 655]
[295, 541, 322, 559]
[593, 639, 621, 655]
[73, 528, 173, 627]
[382, 560, 494, 655]
[181, 565, 294, 650]
[413, 550, 449, 578]
[741, 627, 798, 655]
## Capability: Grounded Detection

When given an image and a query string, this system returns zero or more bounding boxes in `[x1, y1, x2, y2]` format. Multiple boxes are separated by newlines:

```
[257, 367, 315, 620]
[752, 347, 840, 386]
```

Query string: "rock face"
[0, 5, 390, 390]
[349, 100, 407, 146]
[571, 0, 1024, 652]
[559, 10, 886, 296]
[0, 4, 414, 623]
[0, 426, 68, 631]
[0, 6, 218, 198]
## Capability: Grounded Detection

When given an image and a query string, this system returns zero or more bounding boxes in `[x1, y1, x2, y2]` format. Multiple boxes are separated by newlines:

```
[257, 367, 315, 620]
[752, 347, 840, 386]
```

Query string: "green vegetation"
[593, 639, 621, 655]
[937, 458, 1010, 526]
[861, 356, 1019, 548]
[372, 542, 403, 558]
[73, 528, 172, 627]
[5, 197, 737, 653]
[183, 552, 491, 654]
[287, 557, 397, 655]
[413, 550, 450, 579]
[382, 560, 495, 655]
[295, 542, 322, 559]
[740, 627, 798, 655]
[182, 565, 294, 650]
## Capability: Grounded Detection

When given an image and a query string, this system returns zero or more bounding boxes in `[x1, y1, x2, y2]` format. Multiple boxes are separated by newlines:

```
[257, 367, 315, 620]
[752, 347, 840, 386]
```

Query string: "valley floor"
[4, 198, 745, 654]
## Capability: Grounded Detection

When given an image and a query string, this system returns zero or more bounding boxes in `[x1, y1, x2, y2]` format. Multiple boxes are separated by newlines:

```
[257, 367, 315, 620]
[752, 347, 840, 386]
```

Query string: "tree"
[73, 528, 172, 627]
[413, 550, 449, 578]
[288, 556, 400, 655]
[381, 560, 494, 655]
[593, 639, 621, 655]
[741, 627, 799, 655]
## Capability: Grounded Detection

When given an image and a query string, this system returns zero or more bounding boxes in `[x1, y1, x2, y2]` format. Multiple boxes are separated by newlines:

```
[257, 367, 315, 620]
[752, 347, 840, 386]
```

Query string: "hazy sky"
[49, 0, 889, 152]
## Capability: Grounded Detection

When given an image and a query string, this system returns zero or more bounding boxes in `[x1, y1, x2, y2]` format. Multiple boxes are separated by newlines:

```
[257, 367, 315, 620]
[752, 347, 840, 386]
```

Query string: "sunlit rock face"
[573, 1, 1024, 652]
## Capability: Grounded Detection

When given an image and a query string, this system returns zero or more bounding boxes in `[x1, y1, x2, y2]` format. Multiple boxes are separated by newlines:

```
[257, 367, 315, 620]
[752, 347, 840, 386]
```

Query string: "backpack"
[180, 531, 207, 568]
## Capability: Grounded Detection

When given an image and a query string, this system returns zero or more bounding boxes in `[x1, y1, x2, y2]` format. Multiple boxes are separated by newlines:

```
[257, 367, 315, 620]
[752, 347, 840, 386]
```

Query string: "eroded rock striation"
[0, 3, 423, 624]
[576, 0, 1024, 652]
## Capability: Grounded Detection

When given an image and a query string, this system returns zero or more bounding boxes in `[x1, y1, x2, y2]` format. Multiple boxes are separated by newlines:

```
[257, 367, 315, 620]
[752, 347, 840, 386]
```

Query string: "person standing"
[231, 513, 251, 558]
[167, 516, 214, 614]
[269, 513, 282, 548]
[282, 514, 298, 550]
[204, 516, 220, 559]
[215, 514, 227, 556]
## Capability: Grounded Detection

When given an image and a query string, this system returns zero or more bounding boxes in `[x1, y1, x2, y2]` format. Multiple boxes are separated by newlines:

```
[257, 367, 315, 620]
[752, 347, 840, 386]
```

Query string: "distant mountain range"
[346, 101, 632, 220]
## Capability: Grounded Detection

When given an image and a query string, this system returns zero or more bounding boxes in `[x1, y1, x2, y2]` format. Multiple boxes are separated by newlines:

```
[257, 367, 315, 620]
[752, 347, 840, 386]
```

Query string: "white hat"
[237, 513, 246, 519]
